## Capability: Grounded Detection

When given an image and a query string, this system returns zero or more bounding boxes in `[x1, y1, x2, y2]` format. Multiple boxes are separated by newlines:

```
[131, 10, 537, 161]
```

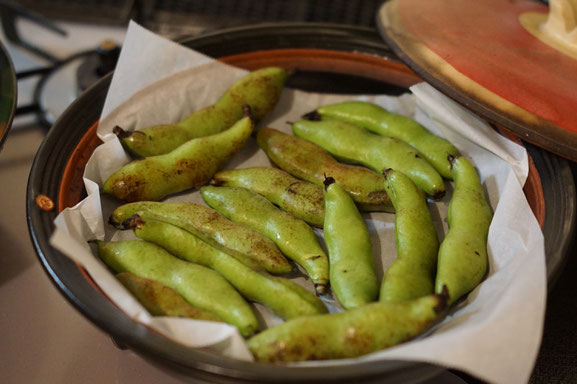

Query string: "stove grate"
[14, 0, 383, 37]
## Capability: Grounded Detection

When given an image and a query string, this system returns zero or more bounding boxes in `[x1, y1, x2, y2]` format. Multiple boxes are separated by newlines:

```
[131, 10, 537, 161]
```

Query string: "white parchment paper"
[50, 21, 546, 383]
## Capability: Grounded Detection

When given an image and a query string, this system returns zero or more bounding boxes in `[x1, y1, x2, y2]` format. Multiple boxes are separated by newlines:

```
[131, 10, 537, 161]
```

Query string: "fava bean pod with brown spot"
[435, 156, 493, 305]
[116, 67, 290, 157]
[102, 114, 253, 202]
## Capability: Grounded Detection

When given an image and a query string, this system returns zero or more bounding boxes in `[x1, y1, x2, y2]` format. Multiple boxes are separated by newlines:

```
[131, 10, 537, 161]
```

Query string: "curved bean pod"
[109, 201, 292, 274]
[435, 156, 493, 305]
[103, 115, 253, 202]
[292, 119, 445, 198]
[116, 272, 224, 322]
[211, 167, 325, 227]
[248, 293, 447, 362]
[323, 177, 378, 309]
[97, 240, 258, 336]
[306, 101, 459, 178]
[256, 127, 393, 212]
[116, 67, 289, 157]
[201, 185, 330, 295]
[127, 216, 327, 320]
[380, 169, 439, 302]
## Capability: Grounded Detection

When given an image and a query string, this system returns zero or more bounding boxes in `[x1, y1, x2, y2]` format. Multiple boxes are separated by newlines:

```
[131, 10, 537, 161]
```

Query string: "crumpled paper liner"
[49, 21, 546, 383]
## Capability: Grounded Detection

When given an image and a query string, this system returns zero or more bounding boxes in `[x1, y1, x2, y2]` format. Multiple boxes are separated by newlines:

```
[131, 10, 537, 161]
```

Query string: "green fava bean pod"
[211, 167, 325, 227]
[116, 67, 290, 157]
[323, 177, 378, 309]
[109, 201, 292, 274]
[96, 240, 258, 337]
[115, 272, 224, 322]
[435, 156, 493, 306]
[256, 128, 393, 212]
[248, 293, 447, 362]
[292, 119, 445, 198]
[103, 114, 253, 202]
[126, 216, 327, 320]
[306, 101, 459, 179]
[380, 169, 439, 302]
[201, 185, 330, 295]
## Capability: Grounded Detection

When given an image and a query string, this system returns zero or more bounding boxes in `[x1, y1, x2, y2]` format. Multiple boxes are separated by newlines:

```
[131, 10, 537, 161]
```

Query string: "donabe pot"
[27, 23, 575, 383]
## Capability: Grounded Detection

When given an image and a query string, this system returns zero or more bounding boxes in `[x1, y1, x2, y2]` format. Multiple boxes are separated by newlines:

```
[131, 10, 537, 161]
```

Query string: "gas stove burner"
[0, 2, 121, 128]
[31, 45, 116, 127]
[77, 40, 121, 93]
[36, 50, 92, 126]
[36, 41, 120, 126]
[14, 41, 120, 127]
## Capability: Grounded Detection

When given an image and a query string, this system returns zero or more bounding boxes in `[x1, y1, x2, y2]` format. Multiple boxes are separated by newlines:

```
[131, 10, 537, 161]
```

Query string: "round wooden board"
[377, 0, 577, 161]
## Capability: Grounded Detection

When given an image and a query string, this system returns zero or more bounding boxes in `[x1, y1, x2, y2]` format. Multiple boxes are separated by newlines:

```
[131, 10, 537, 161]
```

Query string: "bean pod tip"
[314, 283, 328, 296]
[208, 177, 223, 186]
[122, 213, 145, 230]
[431, 189, 446, 200]
[323, 175, 336, 190]
[382, 168, 393, 180]
[241, 104, 253, 119]
[302, 110, 322, 121]
[108, 214, 124, 229]
[435, 285, 450, 314]
[113, 125, 144, 139]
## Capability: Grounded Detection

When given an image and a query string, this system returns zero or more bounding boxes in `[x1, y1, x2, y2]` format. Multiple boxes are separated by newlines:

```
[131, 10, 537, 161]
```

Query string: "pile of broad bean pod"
[95, 68, 493, 363]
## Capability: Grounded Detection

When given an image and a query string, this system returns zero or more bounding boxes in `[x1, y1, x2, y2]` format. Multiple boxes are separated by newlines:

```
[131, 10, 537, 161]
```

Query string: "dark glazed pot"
[27, 23, 576, 383]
